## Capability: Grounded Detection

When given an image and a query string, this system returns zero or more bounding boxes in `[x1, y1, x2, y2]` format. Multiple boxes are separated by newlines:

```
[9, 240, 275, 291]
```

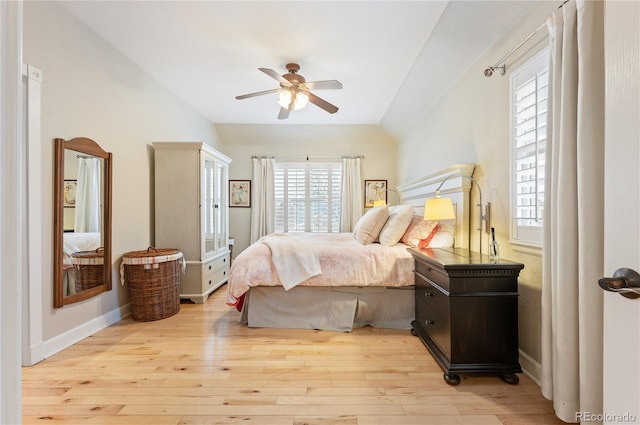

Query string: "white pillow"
[354, 205, 389, 245]
[378, 204, 415, 246]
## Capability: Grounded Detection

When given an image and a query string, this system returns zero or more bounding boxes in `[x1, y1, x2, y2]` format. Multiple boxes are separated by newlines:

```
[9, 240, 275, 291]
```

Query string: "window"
[275, 162, 342, 233]
[510, 48, 549, 246]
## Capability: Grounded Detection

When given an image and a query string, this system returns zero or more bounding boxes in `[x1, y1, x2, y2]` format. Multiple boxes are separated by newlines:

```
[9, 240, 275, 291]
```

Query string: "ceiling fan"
[235, 63, 343, 120]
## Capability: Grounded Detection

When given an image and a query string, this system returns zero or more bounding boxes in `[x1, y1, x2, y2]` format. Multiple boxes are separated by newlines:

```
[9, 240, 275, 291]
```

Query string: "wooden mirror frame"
[53, 137, 112, 307]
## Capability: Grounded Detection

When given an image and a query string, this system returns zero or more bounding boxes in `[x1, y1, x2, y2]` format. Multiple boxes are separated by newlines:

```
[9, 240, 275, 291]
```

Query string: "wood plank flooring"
[23, 286, 564, 425]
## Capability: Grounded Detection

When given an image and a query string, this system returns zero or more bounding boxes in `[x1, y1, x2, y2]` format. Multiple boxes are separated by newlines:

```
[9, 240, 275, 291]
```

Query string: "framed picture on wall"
[229, 180, 251, 208]
[364, 179, 387, 208]
[63, 180, 77, 208]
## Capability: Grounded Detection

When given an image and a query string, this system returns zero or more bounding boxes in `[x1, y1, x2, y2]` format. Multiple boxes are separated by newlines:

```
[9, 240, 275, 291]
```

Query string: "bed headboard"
[396, 163, 475, 249]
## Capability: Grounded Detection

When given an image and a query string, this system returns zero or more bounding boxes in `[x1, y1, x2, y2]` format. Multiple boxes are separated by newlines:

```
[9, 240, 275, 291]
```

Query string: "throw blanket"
[261, 233, 322, 290]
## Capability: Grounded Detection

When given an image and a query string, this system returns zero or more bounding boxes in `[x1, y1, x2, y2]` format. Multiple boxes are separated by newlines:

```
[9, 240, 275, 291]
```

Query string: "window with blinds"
[275, 162, 342, 233]
[510, 48, 549, 246]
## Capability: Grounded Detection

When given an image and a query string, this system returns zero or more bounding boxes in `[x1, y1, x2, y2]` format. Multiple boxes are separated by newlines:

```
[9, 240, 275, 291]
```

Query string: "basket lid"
[122, 247, 182, 265]
[71, 248, 104, 265]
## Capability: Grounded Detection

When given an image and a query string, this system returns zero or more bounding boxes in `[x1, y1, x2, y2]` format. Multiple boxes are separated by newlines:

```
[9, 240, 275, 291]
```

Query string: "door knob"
[598, 268, 640, 299]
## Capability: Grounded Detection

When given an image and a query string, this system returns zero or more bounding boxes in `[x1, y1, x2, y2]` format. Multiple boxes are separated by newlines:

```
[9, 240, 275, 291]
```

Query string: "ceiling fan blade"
[304, 80, 343, 90]
[307, 92, 339, 114]
[277, 107, 290, 120]
[235, 88, 279, 100]
[259, 68, 289, 84]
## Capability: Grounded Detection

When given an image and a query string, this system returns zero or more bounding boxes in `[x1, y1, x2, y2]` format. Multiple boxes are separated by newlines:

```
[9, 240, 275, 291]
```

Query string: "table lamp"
[423, 174, 490, 255]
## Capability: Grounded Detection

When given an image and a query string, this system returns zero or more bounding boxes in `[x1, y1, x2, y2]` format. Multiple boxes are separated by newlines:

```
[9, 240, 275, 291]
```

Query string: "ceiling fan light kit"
[278, 89, 309, 111]
[235, 63, 342, 120]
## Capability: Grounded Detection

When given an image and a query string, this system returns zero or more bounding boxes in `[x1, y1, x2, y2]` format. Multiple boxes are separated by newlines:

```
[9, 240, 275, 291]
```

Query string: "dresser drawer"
[415, 295, 450, 359]
[415, 273, 449, 314]
[201, 254, 229, 292]
[202, 266, 228, 292]
[415, 260, 450, 292]
[204, 254, 229, 274]
[415, 272, 450, 356]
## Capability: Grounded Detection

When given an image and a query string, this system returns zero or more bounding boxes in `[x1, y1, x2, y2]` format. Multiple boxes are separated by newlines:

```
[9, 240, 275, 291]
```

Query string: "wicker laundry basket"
[71, 248, 104, 293]
[122, 247, 183, 322]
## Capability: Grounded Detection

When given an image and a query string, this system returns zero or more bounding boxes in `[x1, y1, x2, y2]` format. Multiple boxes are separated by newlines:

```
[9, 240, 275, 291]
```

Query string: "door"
[602, 1, 639, 422]
[201, 151, 216, 261]
[215, 161, 227, 253]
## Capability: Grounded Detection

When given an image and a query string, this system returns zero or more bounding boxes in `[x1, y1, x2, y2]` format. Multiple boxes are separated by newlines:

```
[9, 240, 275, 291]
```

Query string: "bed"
[227, 163, 475, 332]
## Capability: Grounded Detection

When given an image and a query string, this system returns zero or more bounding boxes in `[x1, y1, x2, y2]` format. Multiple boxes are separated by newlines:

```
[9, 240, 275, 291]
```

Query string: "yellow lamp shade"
[424, 197, 456, 221]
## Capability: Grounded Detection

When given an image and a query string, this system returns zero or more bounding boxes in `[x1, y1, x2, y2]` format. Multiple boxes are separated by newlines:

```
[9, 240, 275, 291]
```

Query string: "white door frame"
[602, 0, 640, 423]
[0, 0, 24, 423]
[22, 64, 44, 367]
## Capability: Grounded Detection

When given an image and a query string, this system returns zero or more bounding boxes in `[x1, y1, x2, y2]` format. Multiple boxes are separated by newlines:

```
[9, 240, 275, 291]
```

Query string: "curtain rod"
[251, 155, 364, 161]
[484, 0, 569, 77]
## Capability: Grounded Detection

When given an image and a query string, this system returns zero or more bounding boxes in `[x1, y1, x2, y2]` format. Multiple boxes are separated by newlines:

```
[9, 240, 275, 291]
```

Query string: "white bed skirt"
[241, 286, 415, 332]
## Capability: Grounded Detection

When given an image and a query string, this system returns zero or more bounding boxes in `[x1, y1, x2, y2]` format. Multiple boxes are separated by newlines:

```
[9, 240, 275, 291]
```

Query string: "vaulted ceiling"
[60, 1, 538, 139]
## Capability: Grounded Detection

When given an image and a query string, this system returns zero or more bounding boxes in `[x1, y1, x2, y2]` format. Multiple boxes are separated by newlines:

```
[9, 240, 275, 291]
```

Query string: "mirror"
[54, 137, 112, 307]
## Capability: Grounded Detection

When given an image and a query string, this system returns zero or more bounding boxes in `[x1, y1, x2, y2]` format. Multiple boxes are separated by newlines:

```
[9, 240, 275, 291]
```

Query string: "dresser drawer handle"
[223, 271, 226, 275]
[208, 265, 212, 270]
[425, 292, 433, 298]
[223, 258, 226, 263]
[425, 320, 435, 326]
[208, 280, 212, 285]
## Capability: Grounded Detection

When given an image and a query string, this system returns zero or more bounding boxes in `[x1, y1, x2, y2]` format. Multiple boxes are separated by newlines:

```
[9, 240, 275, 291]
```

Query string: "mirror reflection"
[54, 137, 112, 307]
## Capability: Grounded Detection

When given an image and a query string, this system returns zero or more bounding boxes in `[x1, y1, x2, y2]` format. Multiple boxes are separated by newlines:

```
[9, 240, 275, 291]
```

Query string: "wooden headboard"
[396, 163, 475, 249]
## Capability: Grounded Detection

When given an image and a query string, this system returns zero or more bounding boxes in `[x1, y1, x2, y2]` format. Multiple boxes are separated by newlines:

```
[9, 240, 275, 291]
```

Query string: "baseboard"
[23, 342, 47, 367]
[519, 349, 542, 386]
[41, 304, 131, 361]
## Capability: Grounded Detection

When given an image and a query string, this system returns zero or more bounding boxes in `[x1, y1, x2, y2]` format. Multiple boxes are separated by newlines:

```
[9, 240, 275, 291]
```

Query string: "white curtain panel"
[74, 157, 101, 233]
[541, 0, 605, 422]
[250, 157, 275, 243]
[339, 157, 363, 232]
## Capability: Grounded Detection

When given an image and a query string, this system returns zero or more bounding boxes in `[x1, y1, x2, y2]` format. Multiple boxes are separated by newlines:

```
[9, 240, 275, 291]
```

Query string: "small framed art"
[364, 179, 387, 208]
[63, 180, 77, 208]
[229, 180, 251, 208]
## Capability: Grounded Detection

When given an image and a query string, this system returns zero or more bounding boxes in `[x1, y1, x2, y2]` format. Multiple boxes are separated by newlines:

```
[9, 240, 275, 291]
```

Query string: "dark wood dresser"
[408, 247, 524, 385]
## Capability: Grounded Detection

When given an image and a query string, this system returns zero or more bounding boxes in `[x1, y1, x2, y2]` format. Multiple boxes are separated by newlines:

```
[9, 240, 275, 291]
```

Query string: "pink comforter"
[226, 232, 414, 306]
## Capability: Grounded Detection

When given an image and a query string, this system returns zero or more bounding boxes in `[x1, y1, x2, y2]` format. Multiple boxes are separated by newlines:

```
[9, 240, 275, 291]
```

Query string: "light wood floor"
[23, 286, 564, 425]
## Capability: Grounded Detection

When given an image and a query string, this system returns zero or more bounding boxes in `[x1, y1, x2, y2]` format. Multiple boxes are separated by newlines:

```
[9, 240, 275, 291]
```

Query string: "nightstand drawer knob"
[425, 292, 433, 298]
[426, 320, 435, 325]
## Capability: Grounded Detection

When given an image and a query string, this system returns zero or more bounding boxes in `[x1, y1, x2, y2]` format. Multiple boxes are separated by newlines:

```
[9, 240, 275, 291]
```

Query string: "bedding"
[226, 231, 415, 307]
[63, 232, 102, 266]
[227, 211, 456, 331]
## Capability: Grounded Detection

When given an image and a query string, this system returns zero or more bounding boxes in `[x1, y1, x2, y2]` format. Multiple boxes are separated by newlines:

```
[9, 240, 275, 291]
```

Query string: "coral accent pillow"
[354, 205, 389, 245]
[418, 223, 440, 249]
[400, 216, 440, 248]
[378, 204, 415, 246]
[428, 222, 456, 248]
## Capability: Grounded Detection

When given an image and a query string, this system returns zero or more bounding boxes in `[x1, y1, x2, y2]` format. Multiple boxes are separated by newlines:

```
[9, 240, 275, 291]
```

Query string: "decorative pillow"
[354, 205, 389, 245]
[378, 204, 415, 246]
[428, 222, 455, 248]
[400, 215, 425, 245]
[403, 219, 438, 247]
[400, 215, 456, 248]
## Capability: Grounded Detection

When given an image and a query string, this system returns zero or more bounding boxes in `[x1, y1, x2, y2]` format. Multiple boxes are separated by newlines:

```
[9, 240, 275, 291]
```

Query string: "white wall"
[23, 1, 223, 348]
[396, 1, 560, 380]
[217, 124, 398, 256]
